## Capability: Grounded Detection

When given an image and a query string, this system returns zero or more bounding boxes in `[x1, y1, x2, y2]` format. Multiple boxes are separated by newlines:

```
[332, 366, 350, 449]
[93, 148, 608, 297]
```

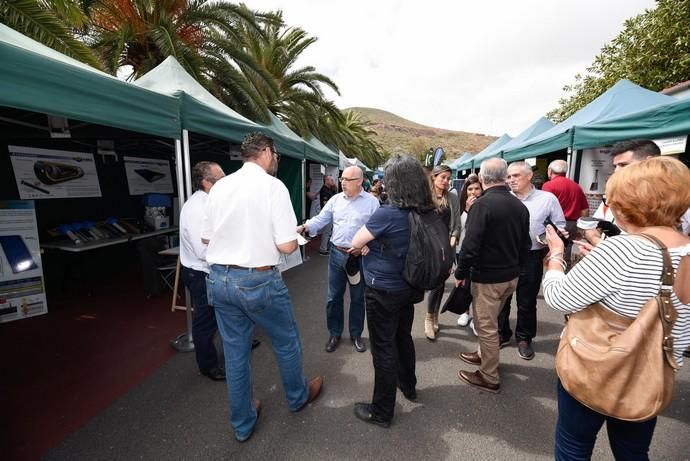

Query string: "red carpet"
[0, 275, 186, 461]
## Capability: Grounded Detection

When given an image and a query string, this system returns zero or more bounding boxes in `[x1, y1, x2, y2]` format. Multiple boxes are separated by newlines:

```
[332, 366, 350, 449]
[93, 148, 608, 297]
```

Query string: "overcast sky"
[245, 0, 656, 137]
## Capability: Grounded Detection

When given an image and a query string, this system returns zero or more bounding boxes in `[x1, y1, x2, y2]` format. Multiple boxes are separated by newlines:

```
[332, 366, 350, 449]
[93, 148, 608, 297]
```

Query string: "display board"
[9, 145, 101, 199]
[124, 156, 174, 195]
[0, 200, 48, 323]
[578, 147, 614, 215]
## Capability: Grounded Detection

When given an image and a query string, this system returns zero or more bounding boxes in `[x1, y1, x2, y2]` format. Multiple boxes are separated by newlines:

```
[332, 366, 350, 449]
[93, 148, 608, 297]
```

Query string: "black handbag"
[440, 279, 472, 315]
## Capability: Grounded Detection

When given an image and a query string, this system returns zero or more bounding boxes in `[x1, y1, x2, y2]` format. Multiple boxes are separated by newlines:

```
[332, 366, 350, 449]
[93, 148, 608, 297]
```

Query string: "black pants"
[498, 249, 545, 343]
[181, 266, 220, 371]
[365, 286, 417, 422]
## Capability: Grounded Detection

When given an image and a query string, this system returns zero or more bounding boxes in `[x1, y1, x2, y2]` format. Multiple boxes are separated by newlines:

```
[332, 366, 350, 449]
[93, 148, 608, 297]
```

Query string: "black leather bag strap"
[637, 233, 679, 370]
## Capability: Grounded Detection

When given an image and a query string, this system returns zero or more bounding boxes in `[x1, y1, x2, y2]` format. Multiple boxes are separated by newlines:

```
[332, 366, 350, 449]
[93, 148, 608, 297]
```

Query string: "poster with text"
[0, 200, 48, 323]
[9, 145, 101, 199]
[124, 157, 174, 195]
[578, 147, 614, 215]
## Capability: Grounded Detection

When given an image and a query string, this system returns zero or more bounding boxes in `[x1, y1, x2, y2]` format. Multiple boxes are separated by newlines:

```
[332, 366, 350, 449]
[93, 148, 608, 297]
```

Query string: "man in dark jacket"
[454, 157, 530, 393]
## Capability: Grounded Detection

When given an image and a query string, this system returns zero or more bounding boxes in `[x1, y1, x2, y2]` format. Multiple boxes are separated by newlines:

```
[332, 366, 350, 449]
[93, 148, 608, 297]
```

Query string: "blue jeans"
[207, 265, 309, 441]
[327, 246, 365, 338]
[181, 266, 219, 371]
[555, 379, 656, 461]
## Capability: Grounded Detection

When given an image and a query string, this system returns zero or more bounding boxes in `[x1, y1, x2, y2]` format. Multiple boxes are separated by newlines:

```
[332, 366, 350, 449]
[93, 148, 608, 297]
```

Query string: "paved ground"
[46, 251, 690, 460]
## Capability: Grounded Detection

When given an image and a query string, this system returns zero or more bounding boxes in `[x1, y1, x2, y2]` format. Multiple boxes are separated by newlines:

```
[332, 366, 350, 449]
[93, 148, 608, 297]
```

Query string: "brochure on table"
[9, 145, 101, 199]
[124, 156, 174, 195]
[0, 200, 48, 323]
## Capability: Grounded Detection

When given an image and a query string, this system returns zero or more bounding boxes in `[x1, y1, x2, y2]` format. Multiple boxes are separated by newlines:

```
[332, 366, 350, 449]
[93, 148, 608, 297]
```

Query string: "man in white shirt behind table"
[179, 161, 227, 381]
[202, 132, 323, 443]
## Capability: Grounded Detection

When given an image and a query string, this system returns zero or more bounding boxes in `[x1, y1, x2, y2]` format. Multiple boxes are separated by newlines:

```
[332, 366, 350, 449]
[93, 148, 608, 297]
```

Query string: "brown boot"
[432, 312, 440, 334]
[424, 313, 436, 341]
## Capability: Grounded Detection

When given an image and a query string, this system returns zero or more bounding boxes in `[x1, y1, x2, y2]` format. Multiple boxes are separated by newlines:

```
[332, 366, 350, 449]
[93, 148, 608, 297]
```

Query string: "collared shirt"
[512, 187, 566, 250]
[202, 162, 297, 267]
[593, 201, 615, 222]
[305, 189, 380, 247]
[179, 190, 210, 273]
[541, 175, 590, 221]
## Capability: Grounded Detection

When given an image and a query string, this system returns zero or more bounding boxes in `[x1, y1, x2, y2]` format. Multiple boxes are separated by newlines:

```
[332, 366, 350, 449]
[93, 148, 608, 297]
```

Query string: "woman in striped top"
[541, 156, 690, 461]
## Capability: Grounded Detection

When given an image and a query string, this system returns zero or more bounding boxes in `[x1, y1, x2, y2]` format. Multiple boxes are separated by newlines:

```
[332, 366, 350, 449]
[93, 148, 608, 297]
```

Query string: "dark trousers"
[555, 380, 656, 460]
[498, 249, 545, 343]
[365, 287, 417, 422]
[181, 266, 219, 371]
[427, 275, 449, 314]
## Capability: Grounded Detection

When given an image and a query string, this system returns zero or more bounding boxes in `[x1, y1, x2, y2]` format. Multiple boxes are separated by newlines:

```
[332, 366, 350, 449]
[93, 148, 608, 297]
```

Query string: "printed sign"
[124, 157, 174, 195]
[9, 145, 101, 199]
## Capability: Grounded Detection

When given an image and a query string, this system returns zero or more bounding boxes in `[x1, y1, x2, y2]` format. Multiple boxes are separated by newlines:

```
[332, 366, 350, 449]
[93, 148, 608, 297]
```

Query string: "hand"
[466, 195, 477, 210]
[450, 236, 457, 248]
[348, 245, 369, 257]
[558, 227, 569, 239]
[583, 228, 603, 246]
[572, 239, 594, 257]
[545, 226, 566, 254]
[296, 224, 304, 234]
[455, 277, 466, 287]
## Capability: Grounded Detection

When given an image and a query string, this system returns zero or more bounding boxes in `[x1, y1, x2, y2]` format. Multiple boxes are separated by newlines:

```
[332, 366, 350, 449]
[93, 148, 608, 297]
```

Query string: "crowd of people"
[177, 131, 689, 458]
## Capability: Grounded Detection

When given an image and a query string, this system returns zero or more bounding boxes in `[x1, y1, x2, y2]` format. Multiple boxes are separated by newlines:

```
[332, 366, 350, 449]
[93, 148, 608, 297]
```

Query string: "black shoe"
[517, 340, 535, 360]
[319, 250, 330, 256]
[397, 384, 417, 401]
[325, 335, 341, 352]
[251, 339, 261, 350]
[353, 402, 391, 428]
[201, 367, 226, 381]
[499, 337, 511, 349]
[684, 349, 690, 358]
[352, 336, 366, 353]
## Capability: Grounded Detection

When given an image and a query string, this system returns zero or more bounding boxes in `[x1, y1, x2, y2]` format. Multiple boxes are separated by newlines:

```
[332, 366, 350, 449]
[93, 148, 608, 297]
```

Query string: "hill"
[346, 107, 497, 161]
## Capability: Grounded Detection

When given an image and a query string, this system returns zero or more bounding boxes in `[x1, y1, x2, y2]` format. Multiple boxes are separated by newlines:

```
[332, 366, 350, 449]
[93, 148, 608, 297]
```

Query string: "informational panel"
[9, 145, 101, 199]
[654, 136, 687, 155]
[578, 147, 614, 215]
[0, 200, 48, 323]
[124, 156, 174, 195]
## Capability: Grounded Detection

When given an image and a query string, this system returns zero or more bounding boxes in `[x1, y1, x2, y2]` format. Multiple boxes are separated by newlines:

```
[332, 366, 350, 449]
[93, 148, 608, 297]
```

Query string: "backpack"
[403, 209, 453, 291]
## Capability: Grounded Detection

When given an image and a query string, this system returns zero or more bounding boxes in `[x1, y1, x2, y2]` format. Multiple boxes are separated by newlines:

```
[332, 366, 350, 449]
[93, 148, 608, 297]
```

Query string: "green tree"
[548, 0, 690, 122]
[0, 0, 103, 69]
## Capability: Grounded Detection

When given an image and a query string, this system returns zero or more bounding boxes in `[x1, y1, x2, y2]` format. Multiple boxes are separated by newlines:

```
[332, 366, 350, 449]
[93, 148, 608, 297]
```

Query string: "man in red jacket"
[542, 159, 589, 267]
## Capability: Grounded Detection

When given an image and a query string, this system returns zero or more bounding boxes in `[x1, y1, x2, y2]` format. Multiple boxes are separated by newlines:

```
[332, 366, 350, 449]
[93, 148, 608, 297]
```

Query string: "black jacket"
[455, 185, 531, 283]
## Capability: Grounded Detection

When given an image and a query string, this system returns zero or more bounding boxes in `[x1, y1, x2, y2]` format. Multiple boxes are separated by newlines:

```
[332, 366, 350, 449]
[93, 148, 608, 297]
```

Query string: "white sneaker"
[457, 313, 471, 327]
[469, 319, 478, 337]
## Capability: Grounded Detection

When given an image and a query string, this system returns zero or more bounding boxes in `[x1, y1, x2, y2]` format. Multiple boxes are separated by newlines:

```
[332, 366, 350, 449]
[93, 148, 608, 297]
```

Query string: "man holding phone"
[499, 161, 566, 360]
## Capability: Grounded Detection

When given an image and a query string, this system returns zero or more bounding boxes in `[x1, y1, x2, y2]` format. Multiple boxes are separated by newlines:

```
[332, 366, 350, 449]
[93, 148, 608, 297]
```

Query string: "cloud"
[246, 0, 656, 136]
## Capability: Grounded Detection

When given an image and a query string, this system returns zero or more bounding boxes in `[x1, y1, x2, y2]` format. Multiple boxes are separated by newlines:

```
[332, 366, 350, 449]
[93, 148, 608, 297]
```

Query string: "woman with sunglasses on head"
[423, 164, 462, 340]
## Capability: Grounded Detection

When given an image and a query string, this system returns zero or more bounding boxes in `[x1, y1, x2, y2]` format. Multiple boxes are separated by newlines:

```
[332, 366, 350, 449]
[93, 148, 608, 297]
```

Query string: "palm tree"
[85, 0, 275, 121]
[1, 0, 103, 69]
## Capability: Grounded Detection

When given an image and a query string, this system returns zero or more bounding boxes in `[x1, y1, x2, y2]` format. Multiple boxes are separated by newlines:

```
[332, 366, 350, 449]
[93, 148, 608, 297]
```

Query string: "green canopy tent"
[305, 136, 339, 166]
[456, 134, 512, 171]
[134, 57, 305, 217]
[503, 80, 673, 163]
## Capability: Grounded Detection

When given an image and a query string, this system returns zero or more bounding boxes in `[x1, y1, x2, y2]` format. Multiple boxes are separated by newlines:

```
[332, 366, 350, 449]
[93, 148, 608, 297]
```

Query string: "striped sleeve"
[543, 235, 690, 364]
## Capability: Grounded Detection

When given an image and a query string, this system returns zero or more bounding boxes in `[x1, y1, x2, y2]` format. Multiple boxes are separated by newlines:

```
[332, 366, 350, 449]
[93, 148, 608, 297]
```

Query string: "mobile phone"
[0, 235, 38, 274]
[543, 217, 569, 246]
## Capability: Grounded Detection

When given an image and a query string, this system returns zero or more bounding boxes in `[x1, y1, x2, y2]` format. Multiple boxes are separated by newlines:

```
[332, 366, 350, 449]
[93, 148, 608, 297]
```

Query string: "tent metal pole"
[182, 129, 192, 200]
[302, 159, 306, 221]
[171, 135, 194, 353]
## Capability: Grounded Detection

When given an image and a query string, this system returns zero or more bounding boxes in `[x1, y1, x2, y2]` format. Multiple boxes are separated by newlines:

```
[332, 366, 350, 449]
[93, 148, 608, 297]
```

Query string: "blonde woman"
[424, 164, 461, 340]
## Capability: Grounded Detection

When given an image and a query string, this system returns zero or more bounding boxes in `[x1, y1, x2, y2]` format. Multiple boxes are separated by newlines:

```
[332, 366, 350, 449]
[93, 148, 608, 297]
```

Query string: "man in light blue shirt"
[499, 161, 566, 360]
[298, 166, 380, 353]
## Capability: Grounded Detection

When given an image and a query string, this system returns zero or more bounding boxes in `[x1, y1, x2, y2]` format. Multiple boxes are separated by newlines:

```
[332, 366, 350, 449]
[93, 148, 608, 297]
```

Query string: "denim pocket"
[236, 280, 271, 312]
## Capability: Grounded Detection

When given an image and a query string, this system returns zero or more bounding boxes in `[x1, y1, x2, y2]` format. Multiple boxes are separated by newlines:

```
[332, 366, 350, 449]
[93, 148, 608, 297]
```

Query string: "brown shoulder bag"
[555, 233, 679, 422]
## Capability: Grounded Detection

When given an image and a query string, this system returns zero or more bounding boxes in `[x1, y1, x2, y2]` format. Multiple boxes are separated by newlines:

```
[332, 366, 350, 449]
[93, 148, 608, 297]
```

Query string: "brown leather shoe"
[458, 370, 500, 393]
[459, 351, 481, 366]
[295, 376, 324, 411]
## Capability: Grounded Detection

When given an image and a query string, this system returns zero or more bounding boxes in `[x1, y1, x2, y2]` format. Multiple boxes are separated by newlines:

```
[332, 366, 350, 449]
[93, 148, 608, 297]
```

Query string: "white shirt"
[202, 162, 297, 267]
[593, 201, 615, 222]
[179, 190, 210, 272]
[512, 187, 567, 250]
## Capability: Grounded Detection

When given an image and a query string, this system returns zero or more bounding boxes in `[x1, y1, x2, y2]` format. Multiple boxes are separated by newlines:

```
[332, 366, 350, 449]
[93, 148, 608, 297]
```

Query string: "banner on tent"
[9, 145, 101, 200]
[654, 136, 687, 155]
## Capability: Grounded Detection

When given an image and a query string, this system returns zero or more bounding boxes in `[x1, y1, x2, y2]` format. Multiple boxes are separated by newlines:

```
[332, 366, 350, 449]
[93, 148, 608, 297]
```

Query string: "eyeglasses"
[340, 177, 361, 183]
[266, 146, 280, 161]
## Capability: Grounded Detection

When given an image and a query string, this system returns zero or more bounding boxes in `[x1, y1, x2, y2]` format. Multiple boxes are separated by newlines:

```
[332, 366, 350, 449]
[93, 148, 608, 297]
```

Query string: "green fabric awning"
[0, 24, 180, 139]
[305, 136, 339, 166]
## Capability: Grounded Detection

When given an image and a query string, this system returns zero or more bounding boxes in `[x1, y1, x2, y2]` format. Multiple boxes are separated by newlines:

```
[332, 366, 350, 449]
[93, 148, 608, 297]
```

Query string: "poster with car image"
[0, 200, 48, 323]
[124, 156, 174, 195]
[9, 145, 101, 199]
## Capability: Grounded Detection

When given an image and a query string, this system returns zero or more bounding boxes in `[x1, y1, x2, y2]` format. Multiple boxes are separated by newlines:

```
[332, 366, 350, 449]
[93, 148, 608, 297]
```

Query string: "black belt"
[332, 245, 351, 253]
[221, 264, 274, 271]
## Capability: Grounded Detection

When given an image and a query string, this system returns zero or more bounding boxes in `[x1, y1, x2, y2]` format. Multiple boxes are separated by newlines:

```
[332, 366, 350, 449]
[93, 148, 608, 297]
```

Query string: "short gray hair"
[508, 161, 532, 175]
[548, 159, 568, 174]
[479, 158, 508, 185]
